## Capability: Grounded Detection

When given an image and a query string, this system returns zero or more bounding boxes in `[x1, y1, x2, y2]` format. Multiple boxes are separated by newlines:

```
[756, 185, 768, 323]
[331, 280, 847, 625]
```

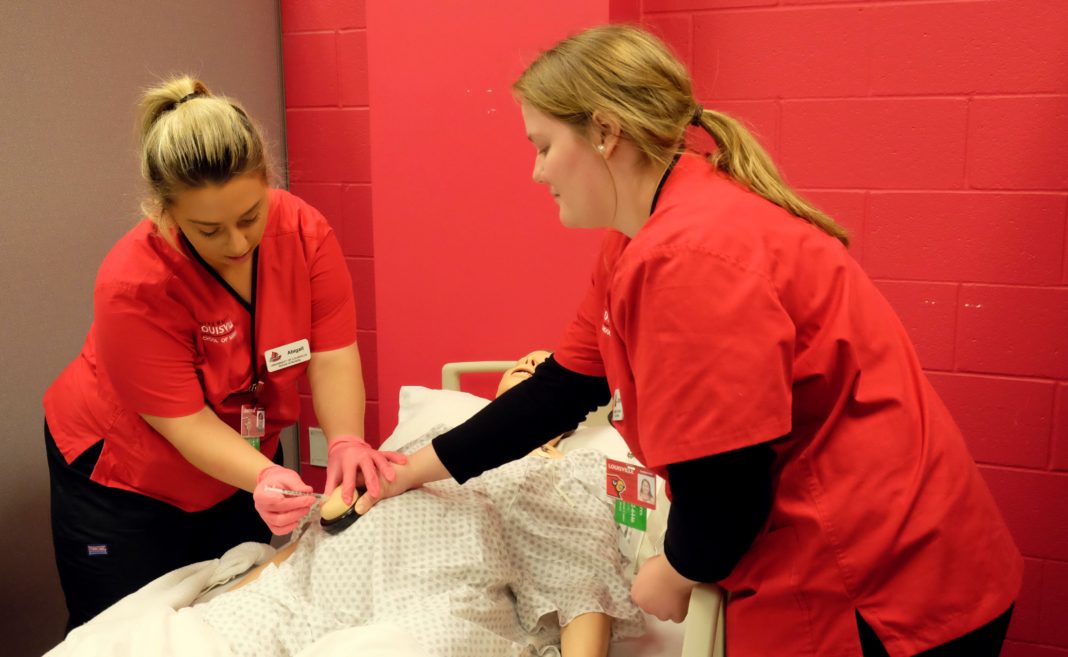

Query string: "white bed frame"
[442, 361, 726, 657]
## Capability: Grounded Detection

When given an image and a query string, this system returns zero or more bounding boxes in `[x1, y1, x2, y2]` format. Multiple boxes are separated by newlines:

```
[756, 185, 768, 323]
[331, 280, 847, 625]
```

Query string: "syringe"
[265, 486, 323, 500]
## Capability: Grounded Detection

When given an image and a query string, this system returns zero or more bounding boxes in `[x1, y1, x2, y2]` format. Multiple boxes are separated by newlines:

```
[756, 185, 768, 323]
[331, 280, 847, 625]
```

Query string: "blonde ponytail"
[696, 109, 849, 245]
[514, 25, 849, 246]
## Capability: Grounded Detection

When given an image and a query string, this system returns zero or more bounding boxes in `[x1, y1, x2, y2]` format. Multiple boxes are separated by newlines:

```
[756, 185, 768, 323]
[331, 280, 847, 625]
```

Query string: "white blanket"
[44, 542, 274, 657]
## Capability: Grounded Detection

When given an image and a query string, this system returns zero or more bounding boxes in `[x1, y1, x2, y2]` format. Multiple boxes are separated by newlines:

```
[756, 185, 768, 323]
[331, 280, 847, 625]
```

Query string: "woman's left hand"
[631, 554, 697, 623]
[324, 436, 408, 504]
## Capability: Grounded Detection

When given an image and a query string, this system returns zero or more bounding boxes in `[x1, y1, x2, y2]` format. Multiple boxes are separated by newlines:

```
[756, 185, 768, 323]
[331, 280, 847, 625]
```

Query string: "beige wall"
[0, 2, 285, 654]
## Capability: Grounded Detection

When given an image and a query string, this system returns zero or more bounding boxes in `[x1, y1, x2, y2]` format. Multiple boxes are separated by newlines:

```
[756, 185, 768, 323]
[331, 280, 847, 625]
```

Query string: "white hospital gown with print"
[194, 427, 644, 656]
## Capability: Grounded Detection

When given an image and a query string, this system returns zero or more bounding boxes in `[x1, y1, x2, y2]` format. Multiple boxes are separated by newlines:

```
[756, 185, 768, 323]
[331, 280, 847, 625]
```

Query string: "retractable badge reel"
[240, 381, 266, 451]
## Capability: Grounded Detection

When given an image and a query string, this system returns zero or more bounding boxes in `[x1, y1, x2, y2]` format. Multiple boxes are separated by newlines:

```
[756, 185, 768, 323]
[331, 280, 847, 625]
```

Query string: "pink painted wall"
[641, 1, 1068, 654]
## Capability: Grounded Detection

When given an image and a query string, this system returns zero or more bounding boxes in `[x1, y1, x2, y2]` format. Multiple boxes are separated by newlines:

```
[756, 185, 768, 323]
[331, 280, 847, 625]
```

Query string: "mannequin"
[221, 351, 627, 657]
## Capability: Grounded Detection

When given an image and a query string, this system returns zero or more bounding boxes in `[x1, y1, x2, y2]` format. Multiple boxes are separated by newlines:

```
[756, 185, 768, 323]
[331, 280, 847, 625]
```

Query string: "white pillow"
[380, 386, 490, 453]
[558, 424, 639, 465]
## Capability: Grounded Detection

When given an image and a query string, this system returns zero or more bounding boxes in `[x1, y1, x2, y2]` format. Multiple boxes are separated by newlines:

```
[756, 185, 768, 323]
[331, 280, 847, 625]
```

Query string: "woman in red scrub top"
[363, 26, 1022, 657]
[44, 76, 404, 632]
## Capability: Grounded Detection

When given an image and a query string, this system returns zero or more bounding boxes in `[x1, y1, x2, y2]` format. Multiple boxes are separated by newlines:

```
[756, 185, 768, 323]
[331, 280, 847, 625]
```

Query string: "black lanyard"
[649, 151, 682, 215]
[179, 233, 262, 403]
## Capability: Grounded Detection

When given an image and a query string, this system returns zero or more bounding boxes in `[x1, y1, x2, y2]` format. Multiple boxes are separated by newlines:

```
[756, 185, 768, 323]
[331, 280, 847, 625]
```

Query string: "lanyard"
[649, 151, 682, 215]
[179, 233, 262, 403]
[247, 251, 261, 403]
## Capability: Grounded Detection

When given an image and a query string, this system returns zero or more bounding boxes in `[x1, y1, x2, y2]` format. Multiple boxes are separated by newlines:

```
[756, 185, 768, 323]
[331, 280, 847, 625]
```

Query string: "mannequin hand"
[631, 554, 697, 623]
[253, 466, 317, 535]
[324, 436, 409, 504]
[352, 462, 416, 515]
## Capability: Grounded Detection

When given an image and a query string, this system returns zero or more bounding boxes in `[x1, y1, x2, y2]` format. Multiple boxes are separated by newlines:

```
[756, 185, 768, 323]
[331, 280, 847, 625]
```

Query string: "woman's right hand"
[253, 465, 317, 534]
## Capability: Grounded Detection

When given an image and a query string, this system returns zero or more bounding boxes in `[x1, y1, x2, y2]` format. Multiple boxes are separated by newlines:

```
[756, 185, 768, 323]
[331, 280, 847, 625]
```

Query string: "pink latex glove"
[324, 435, 408, 504]
[253, 465, 317, 535]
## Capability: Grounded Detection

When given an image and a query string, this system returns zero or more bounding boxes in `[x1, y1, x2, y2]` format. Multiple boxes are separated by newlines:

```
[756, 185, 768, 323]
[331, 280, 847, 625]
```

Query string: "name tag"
[264, 338, 311, 373]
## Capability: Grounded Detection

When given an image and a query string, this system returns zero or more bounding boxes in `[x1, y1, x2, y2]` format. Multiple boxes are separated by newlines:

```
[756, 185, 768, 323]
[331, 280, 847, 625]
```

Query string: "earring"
[597, 144, 606, 154]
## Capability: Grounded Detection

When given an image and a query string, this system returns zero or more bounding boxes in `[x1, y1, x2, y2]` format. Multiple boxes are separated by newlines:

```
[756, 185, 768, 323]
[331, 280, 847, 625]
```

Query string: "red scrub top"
[44, 189, 357, 512]
[555, 154, 1022, 657]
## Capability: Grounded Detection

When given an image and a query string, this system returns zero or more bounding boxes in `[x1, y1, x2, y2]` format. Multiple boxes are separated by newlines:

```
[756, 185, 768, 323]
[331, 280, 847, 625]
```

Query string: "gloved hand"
[253, 465, 317, 535]
[324, 435, 409, 504]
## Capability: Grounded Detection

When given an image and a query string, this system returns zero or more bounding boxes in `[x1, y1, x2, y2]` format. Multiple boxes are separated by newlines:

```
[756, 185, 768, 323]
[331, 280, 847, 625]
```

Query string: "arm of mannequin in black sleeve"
[663, 441, 777, 583]
[432, 355, 611, 484]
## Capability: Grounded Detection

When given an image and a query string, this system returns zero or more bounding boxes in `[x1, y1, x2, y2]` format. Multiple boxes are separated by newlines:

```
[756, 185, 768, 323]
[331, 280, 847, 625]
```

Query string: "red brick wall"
[280, 0, 376, 488]
[280, 0, 1066, 650]
[364, 0, 614, 433]
[642, 0, 1068, 654]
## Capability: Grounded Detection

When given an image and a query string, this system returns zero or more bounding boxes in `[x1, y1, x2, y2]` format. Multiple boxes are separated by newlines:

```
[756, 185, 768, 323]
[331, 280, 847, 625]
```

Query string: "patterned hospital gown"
[195, 427, 644, 657]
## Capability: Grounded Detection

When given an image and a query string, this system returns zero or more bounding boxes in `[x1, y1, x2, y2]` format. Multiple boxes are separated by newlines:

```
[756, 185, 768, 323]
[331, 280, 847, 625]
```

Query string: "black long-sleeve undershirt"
[664, 442, 776, 582]
[432, 356, 610, 483]
[431, 356, 775, 583]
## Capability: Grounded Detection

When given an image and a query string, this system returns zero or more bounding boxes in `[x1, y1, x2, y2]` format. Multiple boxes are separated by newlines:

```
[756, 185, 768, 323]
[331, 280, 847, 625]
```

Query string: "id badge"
[240, 404, 266, 451]
[606, 458, 657, 531]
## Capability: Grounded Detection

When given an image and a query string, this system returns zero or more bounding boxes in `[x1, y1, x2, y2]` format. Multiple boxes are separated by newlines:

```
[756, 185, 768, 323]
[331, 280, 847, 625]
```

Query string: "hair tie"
[175, 91, 201, 107]
[690, 104, 704, 126]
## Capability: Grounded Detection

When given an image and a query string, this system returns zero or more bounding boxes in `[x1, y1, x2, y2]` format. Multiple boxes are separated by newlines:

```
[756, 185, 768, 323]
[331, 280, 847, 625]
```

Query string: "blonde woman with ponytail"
[359, 25, 1021, 657]
[43, 76, 404, 632]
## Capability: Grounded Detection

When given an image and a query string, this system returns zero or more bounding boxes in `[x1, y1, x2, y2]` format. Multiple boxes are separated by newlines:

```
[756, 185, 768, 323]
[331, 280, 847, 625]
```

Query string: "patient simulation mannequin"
[205, 351, 639, 657]
[497, 350, 613, 657]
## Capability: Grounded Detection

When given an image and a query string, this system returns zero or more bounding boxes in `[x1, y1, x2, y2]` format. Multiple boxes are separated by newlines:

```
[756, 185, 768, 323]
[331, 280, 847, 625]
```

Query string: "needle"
[265, 486, 323, 500]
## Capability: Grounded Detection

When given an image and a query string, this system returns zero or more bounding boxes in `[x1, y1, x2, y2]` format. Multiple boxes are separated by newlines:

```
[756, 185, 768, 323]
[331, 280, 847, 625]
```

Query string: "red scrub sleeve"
[94, 282, 206, 418]
[618, 249, 794, 466]
[307, 228, 358, 352]
[554, 269, 607, 377]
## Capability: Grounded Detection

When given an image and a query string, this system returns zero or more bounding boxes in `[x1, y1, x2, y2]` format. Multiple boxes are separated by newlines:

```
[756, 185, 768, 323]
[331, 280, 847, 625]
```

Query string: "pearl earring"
[597, 144, 605, 154]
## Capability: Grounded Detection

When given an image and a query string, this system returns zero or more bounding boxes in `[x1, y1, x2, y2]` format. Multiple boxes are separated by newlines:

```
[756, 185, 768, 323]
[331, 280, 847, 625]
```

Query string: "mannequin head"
[496, 350, 552, 397]
[496, 351, 565, 458]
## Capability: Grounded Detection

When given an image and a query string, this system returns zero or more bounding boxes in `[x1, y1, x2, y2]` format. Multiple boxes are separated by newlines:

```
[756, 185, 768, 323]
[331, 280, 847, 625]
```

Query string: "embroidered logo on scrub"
[87, 544, 108, 556]
[200, 318, 237, 344]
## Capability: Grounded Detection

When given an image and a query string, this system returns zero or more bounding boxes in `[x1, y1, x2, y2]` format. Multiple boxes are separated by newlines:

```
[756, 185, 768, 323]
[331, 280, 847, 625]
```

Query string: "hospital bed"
[439, 360, 726, 657]
[48, 363, 725, 657]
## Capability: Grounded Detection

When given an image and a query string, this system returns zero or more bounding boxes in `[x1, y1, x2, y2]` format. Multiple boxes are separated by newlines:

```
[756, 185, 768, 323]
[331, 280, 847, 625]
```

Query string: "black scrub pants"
[45, 421, 274, 633]
[858, 605, 1013, 657]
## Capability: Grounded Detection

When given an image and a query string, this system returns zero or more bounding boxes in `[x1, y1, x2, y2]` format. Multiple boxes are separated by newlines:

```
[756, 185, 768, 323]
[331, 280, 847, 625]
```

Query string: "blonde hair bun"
[136, 75, 269, 240]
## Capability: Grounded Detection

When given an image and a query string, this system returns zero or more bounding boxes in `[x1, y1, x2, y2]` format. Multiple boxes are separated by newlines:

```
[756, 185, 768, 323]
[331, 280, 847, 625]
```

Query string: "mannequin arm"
[229, 540, 300, 590]
[560, 612, 611, 657]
